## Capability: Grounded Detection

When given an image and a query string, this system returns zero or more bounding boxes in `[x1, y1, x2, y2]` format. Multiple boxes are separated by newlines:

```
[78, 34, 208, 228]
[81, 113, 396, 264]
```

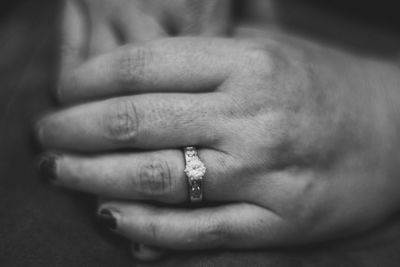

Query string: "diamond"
[191, 183, 201, 198]
[184, 146, 206, 203]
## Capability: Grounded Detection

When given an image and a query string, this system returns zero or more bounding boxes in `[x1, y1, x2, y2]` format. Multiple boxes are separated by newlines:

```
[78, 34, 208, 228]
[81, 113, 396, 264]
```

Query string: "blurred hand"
[59, 0, 231, 83]
[37, 36, 400, 250]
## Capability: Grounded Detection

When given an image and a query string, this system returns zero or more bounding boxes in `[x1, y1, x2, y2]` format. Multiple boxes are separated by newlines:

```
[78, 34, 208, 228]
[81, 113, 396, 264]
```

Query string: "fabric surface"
[1, 1, 400, 266]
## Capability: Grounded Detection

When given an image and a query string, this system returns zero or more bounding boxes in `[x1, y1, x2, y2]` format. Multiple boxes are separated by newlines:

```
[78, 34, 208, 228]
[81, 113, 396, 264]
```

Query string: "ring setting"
[183, 146, 206, 203]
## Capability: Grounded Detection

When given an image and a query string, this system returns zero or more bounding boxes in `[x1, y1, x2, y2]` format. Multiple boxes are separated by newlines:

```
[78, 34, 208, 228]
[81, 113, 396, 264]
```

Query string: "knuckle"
[285, 177, 325, 233]
[138, 159, 174, 199]
[116, 46, 152, 88]
[249, 48, 272, 65]
[242, 45, 273, 72]
[104, 99, 139, 144]
[256, 113, 294, 160]
[144, 220, 161, 244]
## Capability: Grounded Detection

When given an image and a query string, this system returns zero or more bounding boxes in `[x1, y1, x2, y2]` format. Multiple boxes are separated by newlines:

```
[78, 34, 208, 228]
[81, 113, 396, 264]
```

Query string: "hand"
[55, 1, 230, 259]
[37, 36, 400, 250]
[59, 0, 231, 92]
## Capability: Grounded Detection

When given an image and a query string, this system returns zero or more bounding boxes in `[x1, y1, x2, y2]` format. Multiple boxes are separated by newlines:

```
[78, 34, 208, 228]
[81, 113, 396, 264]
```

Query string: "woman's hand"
[55, 1, 230, 259]
[37, 36, 400, 250]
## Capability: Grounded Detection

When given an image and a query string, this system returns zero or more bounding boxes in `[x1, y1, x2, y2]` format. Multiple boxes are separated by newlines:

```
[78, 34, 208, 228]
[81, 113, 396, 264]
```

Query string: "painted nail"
[97, 209, 117, 230]
[131, 243, 166, 262]
[38, 153, 58, 183]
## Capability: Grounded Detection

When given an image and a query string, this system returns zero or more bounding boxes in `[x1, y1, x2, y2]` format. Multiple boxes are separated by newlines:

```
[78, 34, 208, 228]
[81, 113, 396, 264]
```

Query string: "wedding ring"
[183, 146, 206, 203]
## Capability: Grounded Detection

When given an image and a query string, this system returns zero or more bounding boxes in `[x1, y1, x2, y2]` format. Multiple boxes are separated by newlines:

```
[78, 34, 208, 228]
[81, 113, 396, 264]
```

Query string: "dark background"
[1, 1, 400, 266]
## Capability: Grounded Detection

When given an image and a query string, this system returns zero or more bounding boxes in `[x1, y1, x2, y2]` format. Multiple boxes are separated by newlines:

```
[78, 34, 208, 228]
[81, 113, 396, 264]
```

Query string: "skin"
[55, 0, 231, 260]
[38, 0, 400, 259]
[59, 0, 231, 73]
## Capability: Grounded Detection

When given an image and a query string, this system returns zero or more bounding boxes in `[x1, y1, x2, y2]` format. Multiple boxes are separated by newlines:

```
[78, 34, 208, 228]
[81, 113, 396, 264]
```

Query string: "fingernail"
[38, 153, 58, 183]
[131, 243, 166, 262]
[97, 209, 117, 230]
[133, 243, 163, 253]
[133, 243, 155, 252]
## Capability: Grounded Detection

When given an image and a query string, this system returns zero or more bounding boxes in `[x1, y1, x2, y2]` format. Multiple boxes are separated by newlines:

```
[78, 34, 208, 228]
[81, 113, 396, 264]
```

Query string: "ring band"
[183, 146, 206, 203]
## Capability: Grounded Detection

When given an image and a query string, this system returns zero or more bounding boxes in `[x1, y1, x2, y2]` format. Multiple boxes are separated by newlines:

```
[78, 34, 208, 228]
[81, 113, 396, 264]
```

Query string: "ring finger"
[39, 148, 241, 203]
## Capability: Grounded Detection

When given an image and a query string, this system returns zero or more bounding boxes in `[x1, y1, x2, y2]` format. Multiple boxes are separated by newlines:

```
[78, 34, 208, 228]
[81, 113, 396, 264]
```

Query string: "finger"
[36, 93, 225, 151]
[87, 15, 118, 57]
[180, 0, 232, 36]
[59, 0, 88, 82]
[38, 149, 238, 203]
[111, 0, 166, 43]
[58, 38, 242, 103]
[59, 0, 119, 101]
[97, 202, 296, 250]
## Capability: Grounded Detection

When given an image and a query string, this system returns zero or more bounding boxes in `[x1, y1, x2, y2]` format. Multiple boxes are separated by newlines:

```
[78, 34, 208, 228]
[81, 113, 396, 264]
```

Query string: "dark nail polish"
[38, 154, 57, 183]
[97, 209, 117, 230]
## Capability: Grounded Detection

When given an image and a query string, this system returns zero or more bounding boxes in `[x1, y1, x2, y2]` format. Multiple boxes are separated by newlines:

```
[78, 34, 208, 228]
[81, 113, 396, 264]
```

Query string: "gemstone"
[191, 184, 201, 198]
